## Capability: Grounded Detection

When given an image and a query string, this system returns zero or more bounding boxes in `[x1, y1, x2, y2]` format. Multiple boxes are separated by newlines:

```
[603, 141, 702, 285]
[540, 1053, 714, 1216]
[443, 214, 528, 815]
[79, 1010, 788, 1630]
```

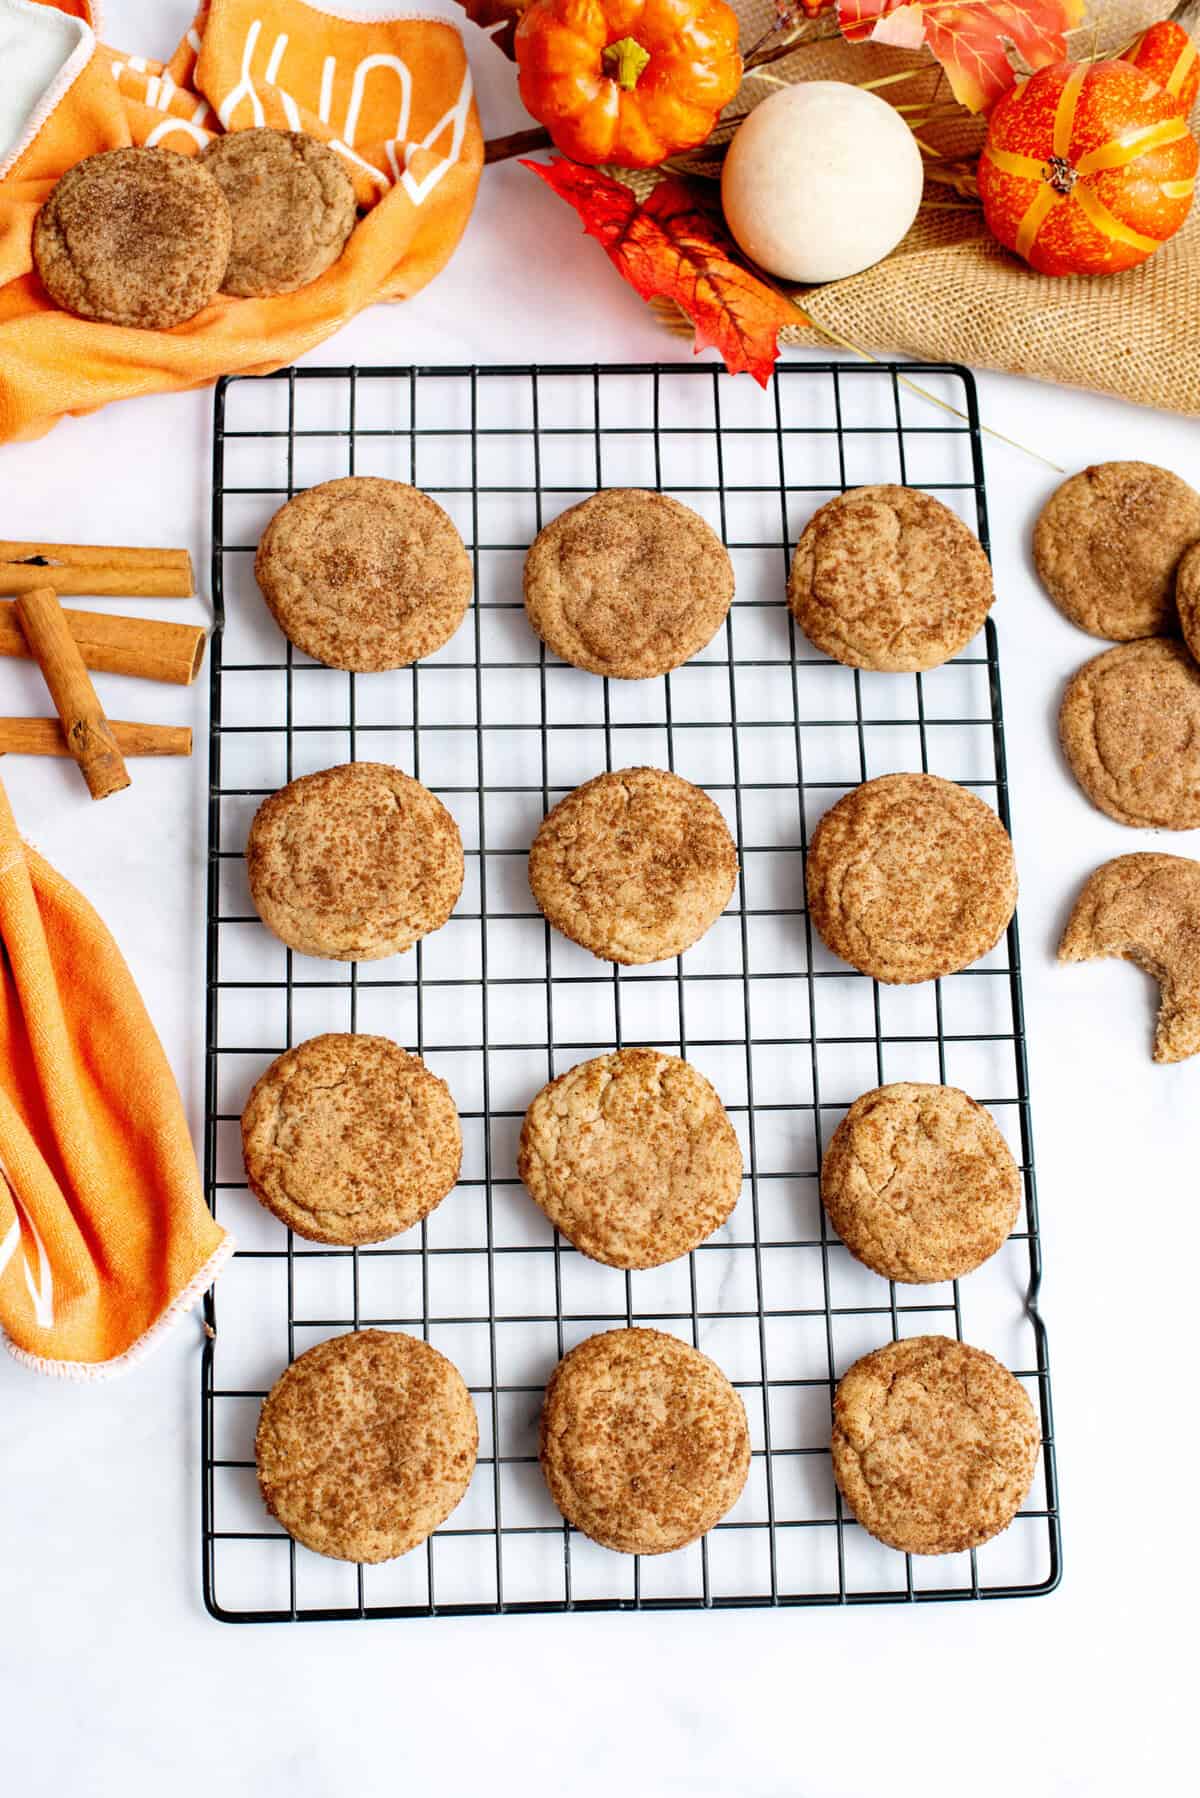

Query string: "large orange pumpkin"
[515, 0, 742, 169]
[979, 58, 1198, 277]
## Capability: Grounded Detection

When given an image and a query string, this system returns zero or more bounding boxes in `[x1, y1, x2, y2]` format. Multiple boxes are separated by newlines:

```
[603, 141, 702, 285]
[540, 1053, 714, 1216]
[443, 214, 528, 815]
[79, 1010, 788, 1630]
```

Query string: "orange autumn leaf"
[453, 0, 527, 58]
[523, 158, 807, 385]
[838, 0, 1086, 111]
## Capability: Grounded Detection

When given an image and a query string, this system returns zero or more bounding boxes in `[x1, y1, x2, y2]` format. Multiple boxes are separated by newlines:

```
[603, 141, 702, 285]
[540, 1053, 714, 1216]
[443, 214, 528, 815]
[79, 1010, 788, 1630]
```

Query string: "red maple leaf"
[523, 159, 808, 387]
[838, 0, 1086, 111]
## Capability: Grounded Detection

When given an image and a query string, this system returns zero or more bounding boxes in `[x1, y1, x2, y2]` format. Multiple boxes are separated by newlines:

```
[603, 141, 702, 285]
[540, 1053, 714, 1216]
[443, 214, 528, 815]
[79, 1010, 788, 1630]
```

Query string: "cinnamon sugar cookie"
[821, 1083, 1020, 1284]
[806, 773, 1017, 984]
[242, 1034, 462, 1244]
[246, 762, 464, 960]
[1175, 540, 1200, 665]
[528, 767, 738, 964]
[523, 489, 734, 678]
[788, 485, 994, 672]
[256, 1329, 478, 1562]
[518, 1048, 743, 1268]
[1033, 461, 1200, 641]
[33, 146, 231, 329]
[1059, 853, 1200, 1063]
[255, 477, 472, 671]
[831, 1335, 1040, 1555]
[200, 128, 355, 297]
[1058, 638, 1200, 828]
[540, 1328, 750, 1554]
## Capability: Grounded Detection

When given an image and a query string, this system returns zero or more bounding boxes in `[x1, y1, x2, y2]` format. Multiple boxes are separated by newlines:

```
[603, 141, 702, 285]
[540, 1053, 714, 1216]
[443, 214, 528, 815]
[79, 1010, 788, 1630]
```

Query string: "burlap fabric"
[657, 1, 1197, 413]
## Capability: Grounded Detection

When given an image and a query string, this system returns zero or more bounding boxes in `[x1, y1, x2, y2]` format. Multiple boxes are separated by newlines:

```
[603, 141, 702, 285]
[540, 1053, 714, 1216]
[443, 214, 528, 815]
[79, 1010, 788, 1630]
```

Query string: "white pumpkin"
[721, 81, 925, 285]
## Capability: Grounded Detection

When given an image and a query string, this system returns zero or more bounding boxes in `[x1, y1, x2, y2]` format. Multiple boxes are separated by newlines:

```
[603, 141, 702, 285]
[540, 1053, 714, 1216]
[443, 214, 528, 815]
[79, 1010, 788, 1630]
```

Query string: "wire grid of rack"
[202, 361, 1060, 1622]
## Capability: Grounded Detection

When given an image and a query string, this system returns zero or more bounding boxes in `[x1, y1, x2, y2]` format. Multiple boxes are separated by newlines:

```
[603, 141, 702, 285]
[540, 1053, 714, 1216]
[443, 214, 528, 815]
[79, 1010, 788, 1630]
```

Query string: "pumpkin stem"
[1043, 154, 1078, 195]
[603, 36, 651, 90]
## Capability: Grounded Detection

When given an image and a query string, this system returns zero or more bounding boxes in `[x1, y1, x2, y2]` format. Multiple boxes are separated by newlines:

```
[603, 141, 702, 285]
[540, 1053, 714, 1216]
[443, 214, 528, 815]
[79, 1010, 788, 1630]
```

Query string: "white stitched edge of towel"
[0, 0, 97, 184]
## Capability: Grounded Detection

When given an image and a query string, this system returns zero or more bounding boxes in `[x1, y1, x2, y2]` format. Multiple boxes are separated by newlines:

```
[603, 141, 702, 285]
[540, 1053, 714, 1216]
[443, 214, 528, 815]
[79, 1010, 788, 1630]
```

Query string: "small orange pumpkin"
[1129, 19, 1200, 117]
[979, 58, 1198, 276]
[515, 0, 742, 169]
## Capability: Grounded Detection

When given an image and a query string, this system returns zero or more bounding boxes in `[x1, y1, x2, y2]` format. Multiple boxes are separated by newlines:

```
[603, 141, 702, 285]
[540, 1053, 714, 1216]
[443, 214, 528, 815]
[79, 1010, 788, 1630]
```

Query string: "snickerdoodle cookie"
[540, 1328, 750, 1554]
[1058, 638, 1200, 829]
[523, 489, 734, 678]
[1059, 853, 1200, 1063]
[33, 146, 231, 329]
[529, 767, 738, 964]
[200, 128, 355, 296]
[246, 762, 463, 960]
[806, 773, 1017, 984]
[788, 485, 994, 672]
[1033, 461, 1200, 640]
[255, 476, 472, 671]
[242, 1034, 462, 1244]
[831, 1335, 1040, 1556]
[821, 1083, 1020, 1284]
[1175, 540, 1200, 664]
[519, 1049, 743, 1268]
[256, 1329, 478, 1562]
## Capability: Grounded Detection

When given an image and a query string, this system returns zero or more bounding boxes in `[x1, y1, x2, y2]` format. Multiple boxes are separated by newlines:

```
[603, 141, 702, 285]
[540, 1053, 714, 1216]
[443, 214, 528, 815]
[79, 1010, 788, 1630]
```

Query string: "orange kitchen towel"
[0, 0, 483, 442]
[0, 776, 231, 1376]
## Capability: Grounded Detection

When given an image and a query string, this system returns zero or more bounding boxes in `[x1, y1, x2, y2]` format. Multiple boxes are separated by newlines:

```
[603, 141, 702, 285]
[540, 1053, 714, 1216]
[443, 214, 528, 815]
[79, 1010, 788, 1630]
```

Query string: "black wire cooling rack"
[202, 361, 1060, 1623]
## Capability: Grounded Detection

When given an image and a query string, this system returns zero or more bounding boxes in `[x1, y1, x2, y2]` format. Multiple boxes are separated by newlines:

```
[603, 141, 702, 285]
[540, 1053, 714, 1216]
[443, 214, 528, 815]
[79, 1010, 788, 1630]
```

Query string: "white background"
[1, 4, 1195, 1793]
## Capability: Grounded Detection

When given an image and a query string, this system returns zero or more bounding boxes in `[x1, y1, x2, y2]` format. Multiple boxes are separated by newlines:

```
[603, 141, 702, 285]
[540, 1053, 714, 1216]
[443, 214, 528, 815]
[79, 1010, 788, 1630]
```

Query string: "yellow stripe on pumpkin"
[1053, 62, 1088, 161]
[1167, 42, 1198, 99]
[1015, 185, 1061, 260]
[1076, 117, 1190, 176]
[1072, 181, 1162, 253]
[983, 145, 1048, 182]
[1161, 178, 1196, 198]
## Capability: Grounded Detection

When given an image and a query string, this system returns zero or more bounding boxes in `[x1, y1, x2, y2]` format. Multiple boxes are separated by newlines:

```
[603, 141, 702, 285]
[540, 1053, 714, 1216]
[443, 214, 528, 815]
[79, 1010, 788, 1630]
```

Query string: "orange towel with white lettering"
[0, 776, 231, 1376]
[0, 0, 482, 442]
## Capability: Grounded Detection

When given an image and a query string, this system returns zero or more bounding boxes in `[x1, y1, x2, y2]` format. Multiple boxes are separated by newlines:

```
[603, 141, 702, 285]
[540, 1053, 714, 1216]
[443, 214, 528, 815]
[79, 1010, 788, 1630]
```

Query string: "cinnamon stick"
[0, 541, 193, 599]
[0, 602, 205, 685]
[14, 587, 131, 800]
[0, 719, 191, 758]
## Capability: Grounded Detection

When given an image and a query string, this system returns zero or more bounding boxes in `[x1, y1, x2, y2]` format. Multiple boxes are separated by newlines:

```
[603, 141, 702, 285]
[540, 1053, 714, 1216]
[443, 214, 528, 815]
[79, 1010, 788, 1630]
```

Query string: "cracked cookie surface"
[246, 761, 464, 960]
[242, 1033, 462, 1244]
[529, 766, 737, 964]
[33, 146, 231, 328]
[523, 489, 734, 678]
[255, 476, 472, 671]
[200, 127, 355, 297]
[831, 1335, 1040, 1555]
[821, 1083, 1020, 1284]
[1059, 853, 1200, 1063]
[1033, 461, 1200, 641]
[1059, 637, 1200, 829]
[519, 1048, 742, 1268]
[1175, 540, 1200, 667]
[256, 1329, 477, 1562]
[540, 1328, 750, 1554]
[788, 484, 994, 673]
[806, 773, 1017, 984]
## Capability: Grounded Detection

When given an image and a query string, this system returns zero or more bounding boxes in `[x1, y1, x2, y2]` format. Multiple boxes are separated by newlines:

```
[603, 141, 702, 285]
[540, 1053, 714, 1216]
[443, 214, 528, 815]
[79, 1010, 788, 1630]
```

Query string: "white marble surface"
[1, 4, 1196, 1793]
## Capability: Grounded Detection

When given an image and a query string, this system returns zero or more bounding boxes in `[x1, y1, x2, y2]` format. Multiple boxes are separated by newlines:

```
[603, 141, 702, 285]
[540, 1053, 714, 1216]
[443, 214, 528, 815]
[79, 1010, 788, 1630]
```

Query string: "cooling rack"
[202, 361, 1060, 1622]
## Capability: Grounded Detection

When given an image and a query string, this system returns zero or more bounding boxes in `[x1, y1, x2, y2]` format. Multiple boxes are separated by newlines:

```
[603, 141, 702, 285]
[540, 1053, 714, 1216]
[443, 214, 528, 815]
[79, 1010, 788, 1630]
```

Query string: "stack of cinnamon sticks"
[0, 539, 207, 799]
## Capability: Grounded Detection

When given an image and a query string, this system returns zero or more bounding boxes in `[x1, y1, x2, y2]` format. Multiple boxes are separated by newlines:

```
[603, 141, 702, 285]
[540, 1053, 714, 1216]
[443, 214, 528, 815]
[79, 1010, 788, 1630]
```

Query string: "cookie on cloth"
[528, 766, 738, 964]
[255, 476, 472, 671]
[831, 1335, 1040, 1556]
[820, 1082, 1020, 1284]
[1174, 539, 1200, 666]
[540, 1327, 750, 1554]
[1058, 637, 1200, 829]
[33, 146, 231, 329]
[241, 1033, 462, 1245]
[200, 128, 356, 297]
[1059, 853, 1200, 1064]
[523, 489, 734, 678]
[806, 772, 1017, 984]
[788, 484, 994, 672]
[246, 761, 464, 961]
[518, 1048, 743, 1268]
[1033, 461, 1200, 641]
[256, 1329, 478, 1562]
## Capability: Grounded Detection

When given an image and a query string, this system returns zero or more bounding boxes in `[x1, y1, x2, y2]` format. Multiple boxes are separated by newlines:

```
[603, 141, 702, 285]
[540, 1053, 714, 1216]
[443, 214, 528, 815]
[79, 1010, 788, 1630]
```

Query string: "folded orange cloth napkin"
[0, 776, 231, 1376]
[0, 0, 483, 442]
